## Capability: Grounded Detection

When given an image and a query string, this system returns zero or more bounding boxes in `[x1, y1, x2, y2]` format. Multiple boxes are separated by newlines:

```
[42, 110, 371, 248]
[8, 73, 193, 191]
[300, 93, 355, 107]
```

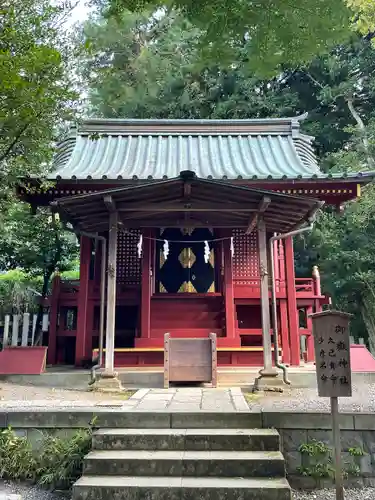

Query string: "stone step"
[73, 475, 291, 500]
[83, 450, 285, 478]
[92, 428, 280, 451]
[89, 411, 262, 429]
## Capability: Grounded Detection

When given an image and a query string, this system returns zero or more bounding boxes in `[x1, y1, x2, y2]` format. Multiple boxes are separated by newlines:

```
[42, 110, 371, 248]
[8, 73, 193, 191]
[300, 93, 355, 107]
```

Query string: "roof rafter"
[103, 195, 116, 213]
[55, 176, 323, 234]
[245, 196, 271, 235]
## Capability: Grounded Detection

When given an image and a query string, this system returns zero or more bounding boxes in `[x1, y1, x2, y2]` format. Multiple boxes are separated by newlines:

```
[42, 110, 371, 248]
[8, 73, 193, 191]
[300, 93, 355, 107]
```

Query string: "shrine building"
[19, 116, 373, 372]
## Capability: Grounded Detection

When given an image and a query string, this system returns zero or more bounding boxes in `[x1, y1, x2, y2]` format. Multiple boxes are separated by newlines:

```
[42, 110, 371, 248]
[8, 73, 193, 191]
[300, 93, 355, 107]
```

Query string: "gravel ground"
[1, 380, 375, 411]
[0, 481, 67, 499]
[245, 383, 375, 412]
[0, 382, 132, 408]
[292, 488, 375, 499]
[1, 482, 375, 500]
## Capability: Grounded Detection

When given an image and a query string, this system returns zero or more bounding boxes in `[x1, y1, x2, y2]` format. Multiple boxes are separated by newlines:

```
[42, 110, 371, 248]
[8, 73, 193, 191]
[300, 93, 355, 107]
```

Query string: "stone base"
[89, 374, 123, 393]
[253, 374, 286, 393]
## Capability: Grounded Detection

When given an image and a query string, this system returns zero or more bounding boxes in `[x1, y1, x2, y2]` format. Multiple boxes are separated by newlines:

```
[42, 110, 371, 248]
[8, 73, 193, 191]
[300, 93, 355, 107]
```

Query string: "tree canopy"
[99, 0, 361, 74]
[0, 0, 79, 185]
[0, 0, 81, 336]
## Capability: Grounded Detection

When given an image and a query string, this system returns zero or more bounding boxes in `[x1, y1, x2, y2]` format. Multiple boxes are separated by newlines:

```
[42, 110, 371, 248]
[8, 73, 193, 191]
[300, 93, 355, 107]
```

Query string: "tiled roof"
[48, 117, 370, 181]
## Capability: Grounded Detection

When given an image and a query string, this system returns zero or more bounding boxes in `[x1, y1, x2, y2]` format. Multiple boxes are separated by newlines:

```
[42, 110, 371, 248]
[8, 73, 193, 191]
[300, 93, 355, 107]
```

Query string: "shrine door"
[156, 228, 216, 293]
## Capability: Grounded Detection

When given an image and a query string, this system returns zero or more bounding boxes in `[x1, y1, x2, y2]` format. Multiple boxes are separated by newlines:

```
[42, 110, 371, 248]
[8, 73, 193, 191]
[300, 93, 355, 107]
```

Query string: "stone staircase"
[73, 420, 291, 500]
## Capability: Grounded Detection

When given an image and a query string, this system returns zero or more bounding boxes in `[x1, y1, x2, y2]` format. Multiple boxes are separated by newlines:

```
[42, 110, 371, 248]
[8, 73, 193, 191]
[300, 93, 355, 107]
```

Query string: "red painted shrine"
[19, 117, 373, 369]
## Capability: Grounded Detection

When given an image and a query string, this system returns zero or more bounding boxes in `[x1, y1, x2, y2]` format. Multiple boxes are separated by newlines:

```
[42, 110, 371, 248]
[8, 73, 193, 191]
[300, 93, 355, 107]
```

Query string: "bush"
[0, 427, 37, 481]
[0, 426, 93, 490]
[37, 429, 92, 489]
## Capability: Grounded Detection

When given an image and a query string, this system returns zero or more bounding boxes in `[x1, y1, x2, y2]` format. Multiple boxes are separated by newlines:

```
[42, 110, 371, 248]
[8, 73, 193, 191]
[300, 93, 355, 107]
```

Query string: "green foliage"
[348, 0, 375, 36]
[0, 202, 78, 276]
[0, 199, 78, 338]
[0, 426, 93, 490]
[297, 440, 366, 479]
[349, 446, 365, 456]
[0, 270, 42, 315]
[0, 0, 80, 184]
[0, 0, 81, 324]
[101, 0, 352, 75]
[344, 447, 365, 477]
[299, 439, 331, 456]
[295, 180, 375, 347]
[298, 462, 335, 479]
[0, 427, 37, 481]
[36, 429, 92, 489]
[298, 439, 335, 478]
[60, 261, 80, 281]
[80, 10, 300, 119]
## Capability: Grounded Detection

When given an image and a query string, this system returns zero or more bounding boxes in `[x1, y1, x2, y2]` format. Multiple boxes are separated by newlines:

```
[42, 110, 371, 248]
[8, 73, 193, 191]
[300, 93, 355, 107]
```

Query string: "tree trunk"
[33, 271, 51, 346]
[33, 213, 63, 345]
[347, 97, 374, 169]
[360, 295, 375, 355]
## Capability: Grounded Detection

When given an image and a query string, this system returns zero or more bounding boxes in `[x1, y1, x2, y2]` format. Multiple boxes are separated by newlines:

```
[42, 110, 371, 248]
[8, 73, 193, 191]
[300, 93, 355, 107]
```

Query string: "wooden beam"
[245, 196, 271, 235]
[123, 222, 249, 228]
[103, 195, 116, 212]
[184, 182, 192, 199]
[118, 206, 258, 212]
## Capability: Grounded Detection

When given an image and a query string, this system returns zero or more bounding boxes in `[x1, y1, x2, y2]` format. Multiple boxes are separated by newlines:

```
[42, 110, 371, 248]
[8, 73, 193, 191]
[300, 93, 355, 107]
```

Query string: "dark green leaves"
[106, 0, 352, 74]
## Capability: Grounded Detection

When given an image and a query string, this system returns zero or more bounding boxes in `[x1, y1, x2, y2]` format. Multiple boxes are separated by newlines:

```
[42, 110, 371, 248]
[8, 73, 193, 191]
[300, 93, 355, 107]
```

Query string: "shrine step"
[92, 428, 280, 451]
[83, 450, 285, 477]
[73, 425, 291, 500]
[73, 476, 291, 500]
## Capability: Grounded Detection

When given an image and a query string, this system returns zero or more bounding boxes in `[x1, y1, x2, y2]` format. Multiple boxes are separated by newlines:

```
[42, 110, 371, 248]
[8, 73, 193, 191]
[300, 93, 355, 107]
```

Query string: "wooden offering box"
[164, 332, 217, 388]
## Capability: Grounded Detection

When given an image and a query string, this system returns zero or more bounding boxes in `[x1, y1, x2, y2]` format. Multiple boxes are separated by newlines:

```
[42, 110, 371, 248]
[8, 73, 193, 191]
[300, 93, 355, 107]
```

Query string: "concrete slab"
[72, 475, 291, 500]
[129, 388, 149, 400]
[4, 366, 375, 391]
[171, 412, 262, 429]
[83, 449, 285, 477]
[127, 387, 244, 412]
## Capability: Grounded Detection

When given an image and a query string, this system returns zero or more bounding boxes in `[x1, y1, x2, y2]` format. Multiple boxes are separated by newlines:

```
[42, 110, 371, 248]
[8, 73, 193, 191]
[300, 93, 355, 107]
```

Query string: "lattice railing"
[117, 230, 141, 285]
[232, 229, 259, 279]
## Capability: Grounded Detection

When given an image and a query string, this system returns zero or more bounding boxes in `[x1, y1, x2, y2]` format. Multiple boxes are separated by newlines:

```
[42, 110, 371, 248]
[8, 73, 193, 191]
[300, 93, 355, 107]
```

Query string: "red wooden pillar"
[273, 239, 280, 292]
[279, 300, 290, 364]
[47, 273, 61, 365]
[75, 235, 91, 365]
[306, 305, 314, 362]
[223, 232, 237, 345]
[140, 229, 152, 340]
[285, 236, 300, 366]
[279, 240, 286, 282]
[94, 239, 102, 286]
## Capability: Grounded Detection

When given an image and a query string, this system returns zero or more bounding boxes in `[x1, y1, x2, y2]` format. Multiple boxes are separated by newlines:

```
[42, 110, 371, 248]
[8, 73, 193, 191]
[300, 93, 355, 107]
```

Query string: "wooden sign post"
[310, 310, 352, 500]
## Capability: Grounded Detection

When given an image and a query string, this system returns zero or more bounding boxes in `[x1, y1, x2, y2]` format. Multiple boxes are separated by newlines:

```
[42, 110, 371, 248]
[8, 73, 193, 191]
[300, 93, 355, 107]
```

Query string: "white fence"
[0, 313, 49, 347]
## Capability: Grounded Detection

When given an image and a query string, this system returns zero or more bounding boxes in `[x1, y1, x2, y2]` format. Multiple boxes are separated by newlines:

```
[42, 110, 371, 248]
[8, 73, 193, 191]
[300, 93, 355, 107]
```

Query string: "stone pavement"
[121, 387, 250, 412]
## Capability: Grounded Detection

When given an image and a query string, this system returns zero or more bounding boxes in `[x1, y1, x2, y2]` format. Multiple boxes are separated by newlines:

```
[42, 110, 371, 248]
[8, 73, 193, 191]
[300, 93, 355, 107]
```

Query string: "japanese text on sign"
[311, 313, 352, 398]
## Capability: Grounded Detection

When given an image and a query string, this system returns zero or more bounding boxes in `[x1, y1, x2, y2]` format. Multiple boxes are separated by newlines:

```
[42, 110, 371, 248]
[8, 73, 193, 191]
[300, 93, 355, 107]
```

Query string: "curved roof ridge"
[80, 114, 308, 126]
[49, 115, 326, 181]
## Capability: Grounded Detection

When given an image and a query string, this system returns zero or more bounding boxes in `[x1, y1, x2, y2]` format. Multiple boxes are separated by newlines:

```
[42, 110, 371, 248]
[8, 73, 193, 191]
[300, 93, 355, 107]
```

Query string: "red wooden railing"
[59, 276, 319, 297]
[232, 276, 317, 296]
[295, 278, 314, 293]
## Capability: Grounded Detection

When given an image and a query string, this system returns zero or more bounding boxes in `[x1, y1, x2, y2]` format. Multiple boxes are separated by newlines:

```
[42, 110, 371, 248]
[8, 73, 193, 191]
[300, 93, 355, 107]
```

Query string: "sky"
[68, 0, 92, 26]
